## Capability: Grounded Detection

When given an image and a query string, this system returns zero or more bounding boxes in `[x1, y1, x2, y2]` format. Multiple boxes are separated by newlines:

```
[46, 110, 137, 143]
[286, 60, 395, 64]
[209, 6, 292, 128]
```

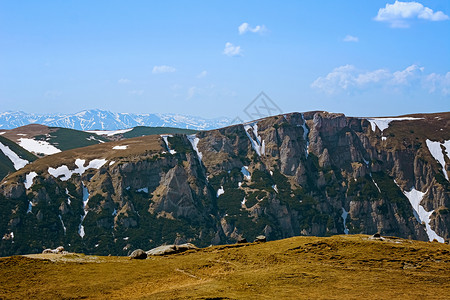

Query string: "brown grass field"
[1, 234, 449, 299]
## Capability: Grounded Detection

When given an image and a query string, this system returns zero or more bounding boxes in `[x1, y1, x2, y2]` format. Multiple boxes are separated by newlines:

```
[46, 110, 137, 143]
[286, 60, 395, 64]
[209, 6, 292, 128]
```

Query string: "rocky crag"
[0, 111, 449, 256]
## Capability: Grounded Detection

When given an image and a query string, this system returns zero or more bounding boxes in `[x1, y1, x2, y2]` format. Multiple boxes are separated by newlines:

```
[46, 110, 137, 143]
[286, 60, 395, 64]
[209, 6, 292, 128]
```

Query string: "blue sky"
[0, 1, 449, 119]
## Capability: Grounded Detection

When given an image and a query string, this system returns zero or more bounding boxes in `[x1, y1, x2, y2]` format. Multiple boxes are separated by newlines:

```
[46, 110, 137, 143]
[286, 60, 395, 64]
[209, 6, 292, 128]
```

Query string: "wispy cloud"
[44, 90, 62, 98]
[375, 1, 449, 28]
[238, 22, 266, 34]
[197, 70, 208, 78]
[187, 86, 197, 100]
[118, 78, 131, 84]
[152, 65, 176, 74]
[223, 42, 242, 57]
[311, 64, 449, 95]
[129, 90, 144, 96]
[343, 35, 359, 42]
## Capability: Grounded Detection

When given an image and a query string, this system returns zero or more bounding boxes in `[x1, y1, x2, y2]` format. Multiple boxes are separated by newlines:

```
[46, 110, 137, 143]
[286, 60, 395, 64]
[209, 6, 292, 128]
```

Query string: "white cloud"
[375, 1, 449, 28]
[223, 42, 242, 57]
[391, 64, 424, 84]
[152, 65, 176, 74]
[118, 78, 131, 84]
[312, 64, 448, 95]
[343, 35, 359, 42]
[197, 70, 208, 78]
[238, 22, 266, 34]
[129, 90, 144, 96]
[425, 72, 450, 95]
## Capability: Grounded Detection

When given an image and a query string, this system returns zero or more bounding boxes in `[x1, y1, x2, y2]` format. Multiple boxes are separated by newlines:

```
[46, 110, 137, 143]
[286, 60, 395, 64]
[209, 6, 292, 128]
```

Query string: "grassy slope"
[0, 136, 37, 180]
[41, 127, 110, 151]
[0, 235, 449, 299]
[122, 126, 198, 139]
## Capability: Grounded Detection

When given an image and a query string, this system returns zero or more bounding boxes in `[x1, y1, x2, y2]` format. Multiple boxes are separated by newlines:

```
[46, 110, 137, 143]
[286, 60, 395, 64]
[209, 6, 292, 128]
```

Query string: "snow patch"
[85, 128, 133, 136]
[48, 158, 107, 181]
[113, 145, 128, 150]
[24, 172, 37, 189]
[426, 139, 449, 181]
[136, 187, 148, 193]
[18, 138, 61, 155]
[161, 135, 176, 154]
[0, 142, 29, 170]
[109, 160, 115, 166]
[241, 166, 251, 180]
[27, 201, 33, 214]
[272, 184, 278, 193]
[243, 122, 265, 156]
[341, 208, 349, 235]
[187, 134, 202, 162]
[301, 113, 310, 156]
[59, 215, 66, 235]
[402, 187, 444, 243]
[381, 137, 387, 141]
[367, 117, 423, 132]
[216, 186, 225, 197]
[78, 182, 90, 238]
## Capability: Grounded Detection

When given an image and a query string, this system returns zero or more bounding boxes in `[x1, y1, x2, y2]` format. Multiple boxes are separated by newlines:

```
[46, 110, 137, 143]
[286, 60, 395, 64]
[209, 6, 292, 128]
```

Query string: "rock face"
[0, 111, 449, 257]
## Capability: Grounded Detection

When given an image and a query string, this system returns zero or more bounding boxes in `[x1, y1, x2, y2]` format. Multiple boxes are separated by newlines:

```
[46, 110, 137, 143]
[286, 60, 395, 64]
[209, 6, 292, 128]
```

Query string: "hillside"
[0, 235, 449, 299]
[0, 111, 449, 257]
[0, 136, 37, 180]
[0, 124, 198, 156]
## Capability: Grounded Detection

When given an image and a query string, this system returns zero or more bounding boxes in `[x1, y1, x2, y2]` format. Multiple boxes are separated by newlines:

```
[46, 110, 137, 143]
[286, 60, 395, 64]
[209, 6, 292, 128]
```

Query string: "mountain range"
[0, 110, 232, 131]
[0, 111, 449, 257]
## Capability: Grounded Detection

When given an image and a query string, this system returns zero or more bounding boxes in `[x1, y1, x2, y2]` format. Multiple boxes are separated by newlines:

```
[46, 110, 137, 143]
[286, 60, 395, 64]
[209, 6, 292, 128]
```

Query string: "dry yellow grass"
[1, 234, 449, 299]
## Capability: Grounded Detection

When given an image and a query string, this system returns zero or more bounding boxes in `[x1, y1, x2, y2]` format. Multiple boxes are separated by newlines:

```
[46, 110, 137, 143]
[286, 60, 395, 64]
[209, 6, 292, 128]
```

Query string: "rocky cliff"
[0, 111, 449, 256]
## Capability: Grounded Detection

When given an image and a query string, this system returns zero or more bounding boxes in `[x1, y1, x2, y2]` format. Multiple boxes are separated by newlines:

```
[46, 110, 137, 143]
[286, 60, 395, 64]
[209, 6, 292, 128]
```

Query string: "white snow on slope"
[241, 166, 251, 180]
[85, 128, 133, 136]
[426, 139, 449, 181]
[367, 117, 423, 132]
[18, 138, 61, 155]
[217, 186, 225, 197]
[113, 145, 128, 150]
[78, 182, 90, 238]
[59, 215, 66, 235]
[341, 208, 349, 235]
[301, 113, 310, 156]
[24, 172, 37, 189]
[27, 201, 33, 214]
[272, 184, 278, 193]
[187, 134, 202, 162]
[48, 158, 107, 181]
[243, 122, 265, 156]
[403, 187, 444, 243]
[161, 135, 176, 154]
[136, 187, 148, 193]
[0, 141, 29, 170]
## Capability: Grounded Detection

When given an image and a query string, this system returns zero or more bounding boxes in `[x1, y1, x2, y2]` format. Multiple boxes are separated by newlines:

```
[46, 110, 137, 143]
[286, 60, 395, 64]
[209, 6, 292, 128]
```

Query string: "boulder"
[56, 246, 64, 253]
[146, 243, 197, 256]
[42, 249, 54, 254]
[254, 235, 266, 243]
[146, 245, 178, 256]
[237, 237, 248, 244]
[129, 249, 147, 259]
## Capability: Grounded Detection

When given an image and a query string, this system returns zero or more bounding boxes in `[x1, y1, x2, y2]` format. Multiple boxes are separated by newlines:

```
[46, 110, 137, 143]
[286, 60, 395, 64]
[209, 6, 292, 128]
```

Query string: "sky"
[0, 1, 449, 120]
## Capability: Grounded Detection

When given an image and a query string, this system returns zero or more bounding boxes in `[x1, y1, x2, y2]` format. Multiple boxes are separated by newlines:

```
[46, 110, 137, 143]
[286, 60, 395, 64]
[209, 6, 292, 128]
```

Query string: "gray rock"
[254, 235, 266, 243]
[146, 243, 197, 256]
[129, 249, 147, 259]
